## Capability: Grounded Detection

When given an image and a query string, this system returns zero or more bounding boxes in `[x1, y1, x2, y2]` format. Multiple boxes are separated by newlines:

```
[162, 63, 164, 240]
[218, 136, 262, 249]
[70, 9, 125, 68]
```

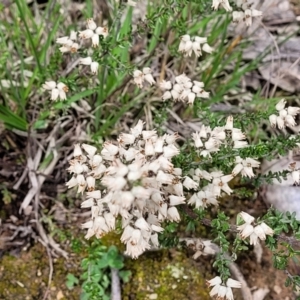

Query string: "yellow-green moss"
[122, 249, 211, 300]
[0, 244, 82, 300]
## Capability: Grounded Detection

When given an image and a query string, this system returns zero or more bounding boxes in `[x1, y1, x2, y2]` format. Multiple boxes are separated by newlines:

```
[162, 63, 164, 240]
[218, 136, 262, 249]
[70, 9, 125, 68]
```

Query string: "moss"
[122, 249, 211, 300]
[0, 244, 82, 300]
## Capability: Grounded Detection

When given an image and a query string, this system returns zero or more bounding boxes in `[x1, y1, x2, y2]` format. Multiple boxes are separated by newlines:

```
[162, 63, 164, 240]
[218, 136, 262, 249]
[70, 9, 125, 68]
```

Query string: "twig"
[111, 268, 121, 300]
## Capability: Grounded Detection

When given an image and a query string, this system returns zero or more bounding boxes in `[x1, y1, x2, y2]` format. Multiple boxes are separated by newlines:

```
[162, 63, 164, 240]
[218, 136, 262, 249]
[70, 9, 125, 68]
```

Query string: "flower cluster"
[232, 156, 260, 178]
[79, 18, 108, 47]
[192, 116, 248, 158]
[79, 57, 99, 74]
[269, 99, 300, 129]
[178, 35, 213, 57]
[66, 120, 187, 258]
[133, 68, 155, 88]
[160, 74, 209, 104]
[56, 31, 79, 53]
[181, 238, 216, 259]
[232, 1, 263, 26]
[56, 18, 108, 53]
[237, 211, 274, 245]
[42, 81, 68, 101]
[207, 276, 241, 300]
[212, 0, 263, 26]
[187, 170, 233, 208]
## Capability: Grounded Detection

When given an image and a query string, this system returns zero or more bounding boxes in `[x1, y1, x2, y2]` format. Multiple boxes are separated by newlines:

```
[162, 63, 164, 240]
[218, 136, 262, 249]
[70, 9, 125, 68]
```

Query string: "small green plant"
[66, 240, 130, 300]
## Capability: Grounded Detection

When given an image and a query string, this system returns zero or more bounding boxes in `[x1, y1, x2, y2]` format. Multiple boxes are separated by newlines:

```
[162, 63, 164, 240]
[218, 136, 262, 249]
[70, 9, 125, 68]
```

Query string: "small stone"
[149, 293, 158, 299]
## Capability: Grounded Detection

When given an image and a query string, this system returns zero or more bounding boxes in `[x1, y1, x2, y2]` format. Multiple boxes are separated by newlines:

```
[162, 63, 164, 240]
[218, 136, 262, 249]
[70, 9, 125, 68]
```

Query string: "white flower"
[225, 115, 233, 130]
[239, 211, 255, 224]
[169, 195, 185, 206]
[269, 114, 277, 127]
[207, 276, 241, 300]
[244, 9, 262, 26]
[287, 107, 300, 116]
[233, 140, 248, 149]
[183, 176, 198, 190]
[167, 207, 181, 222]
[192, 132, 203, 148]
[160, 80, 172, 90]
[202, 43, 214, 53]
[143, 67, 155, 85]
[276, 99, 286, 111]
[292, 170, 300, 184]
[232, 156, 260, 178]
[82, 144, 97, 158]
[42, 81, 68, 101]
[232, 11, 244, 23]
[133, 68, 155, 88]
[211, 0, 232, 11]
[91, 61, 99, 74]
[212, 175, 233, 196]
[79, 19, 108, 46]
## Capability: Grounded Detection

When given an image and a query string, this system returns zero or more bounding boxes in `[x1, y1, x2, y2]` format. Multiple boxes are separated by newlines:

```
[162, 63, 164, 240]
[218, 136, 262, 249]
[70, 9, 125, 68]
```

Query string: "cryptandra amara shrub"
[42, 1, 300, 298]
